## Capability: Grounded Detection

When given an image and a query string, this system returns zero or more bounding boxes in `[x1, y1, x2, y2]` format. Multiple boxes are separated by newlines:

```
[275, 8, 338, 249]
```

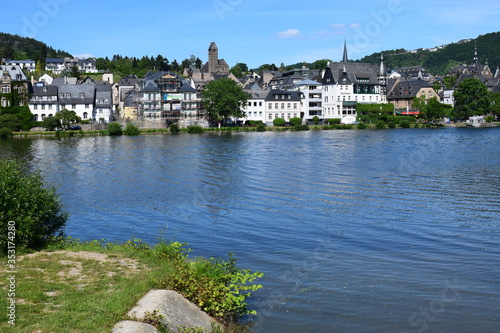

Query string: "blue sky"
[2, 0, 499, 69]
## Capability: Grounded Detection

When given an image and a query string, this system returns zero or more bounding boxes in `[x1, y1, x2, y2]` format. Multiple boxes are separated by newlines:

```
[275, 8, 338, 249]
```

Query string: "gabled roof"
[142, 80, 159, 92]
[51, 77, 78, 86]
[322, 66, 336, 85]
[386, 78, 433, 100]
[328, 62, 379, 85]
[244, 89, 268, 99]
[178, 81, 196, 92]
[95, 89, 112, 108]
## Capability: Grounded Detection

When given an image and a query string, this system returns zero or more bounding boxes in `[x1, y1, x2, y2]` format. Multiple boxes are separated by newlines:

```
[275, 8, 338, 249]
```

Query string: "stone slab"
[127, 289, 220, 333]
[111, 320, 158, 333]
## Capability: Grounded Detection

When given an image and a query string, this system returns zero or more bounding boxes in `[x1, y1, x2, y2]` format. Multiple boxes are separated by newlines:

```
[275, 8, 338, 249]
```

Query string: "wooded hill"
[356, 31, 500, 76]
[0, 33, 70, 64]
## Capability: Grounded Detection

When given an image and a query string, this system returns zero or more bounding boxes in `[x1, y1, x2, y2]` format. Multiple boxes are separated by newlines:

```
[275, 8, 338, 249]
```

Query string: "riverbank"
[9, 121, 494, 138]
[0, 238, 260, 332]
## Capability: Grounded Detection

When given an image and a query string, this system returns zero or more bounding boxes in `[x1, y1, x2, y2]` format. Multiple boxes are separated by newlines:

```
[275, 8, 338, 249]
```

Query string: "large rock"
[127, 289, 220, 333]
[112, 320, 157, 333]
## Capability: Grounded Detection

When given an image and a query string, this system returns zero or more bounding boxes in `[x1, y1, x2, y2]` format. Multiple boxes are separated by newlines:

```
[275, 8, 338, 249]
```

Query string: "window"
[41, 104, 45, 110]
[80, 93, 85, 98]
[34, 105, 38, 110]
[259, 102, 262, 107]
[66, 93, 71, 98]
[248, 102, 251, 107]
[281, 103, 285, 109]
[253, 102, 257, 107]
[72, 104, 76, 109]
[325, 96, 328, 103]
[41, 114, 46, 120]
[85, 104, 89, 109]
[275, 103, 278, 109]
[1, 86, 10, 93]
[294, 103, 297, 110]
[269, 103, 272, 109]
[59, 93, 63, 98]
[61, 104, 66, 109]
[268, 114, 272, 120]
[48, 105, 52, 110]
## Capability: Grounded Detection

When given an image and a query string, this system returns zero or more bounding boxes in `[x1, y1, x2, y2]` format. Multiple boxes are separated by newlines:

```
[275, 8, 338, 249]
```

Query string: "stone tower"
[208, 42, 218, 74]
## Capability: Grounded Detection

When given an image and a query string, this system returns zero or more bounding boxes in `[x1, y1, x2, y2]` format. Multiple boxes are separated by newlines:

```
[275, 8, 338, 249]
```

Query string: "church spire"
[342, 40, 348, 63]
[378, 52, 386, 76]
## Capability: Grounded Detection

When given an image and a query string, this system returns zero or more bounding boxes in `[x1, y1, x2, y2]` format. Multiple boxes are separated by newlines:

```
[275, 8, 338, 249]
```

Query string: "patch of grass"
[0, 237, 260, 332]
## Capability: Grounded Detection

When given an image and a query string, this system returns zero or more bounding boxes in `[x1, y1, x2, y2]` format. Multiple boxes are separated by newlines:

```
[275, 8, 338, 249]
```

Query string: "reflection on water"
[1, 128, 500, 332]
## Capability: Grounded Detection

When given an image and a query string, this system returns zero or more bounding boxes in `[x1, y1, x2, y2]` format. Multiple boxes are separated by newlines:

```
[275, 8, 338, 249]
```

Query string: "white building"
[5, 60, 36, 72]
[29, 85, 59, 121]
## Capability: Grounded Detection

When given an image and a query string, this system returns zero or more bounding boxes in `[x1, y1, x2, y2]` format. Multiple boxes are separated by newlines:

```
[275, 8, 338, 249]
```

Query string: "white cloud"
[350, 23, 361, 29]
[277, 29, 300, 39]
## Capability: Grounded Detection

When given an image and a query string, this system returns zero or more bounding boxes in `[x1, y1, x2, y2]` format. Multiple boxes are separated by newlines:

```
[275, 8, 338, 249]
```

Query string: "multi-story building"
[5, 60, 36, 72]
[265, 89, 303, 124]
[0, 65, 31, 107]
[322, 44, 387, 123]
[29, 84, 59, 120]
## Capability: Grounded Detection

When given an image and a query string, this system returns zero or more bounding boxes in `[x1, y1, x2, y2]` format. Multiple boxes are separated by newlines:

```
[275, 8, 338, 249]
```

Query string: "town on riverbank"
[1, 39, 500, 137]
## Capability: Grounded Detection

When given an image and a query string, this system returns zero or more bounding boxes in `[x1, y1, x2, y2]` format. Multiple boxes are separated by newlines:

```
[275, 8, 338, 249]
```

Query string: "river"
[1, 127, 499, 332]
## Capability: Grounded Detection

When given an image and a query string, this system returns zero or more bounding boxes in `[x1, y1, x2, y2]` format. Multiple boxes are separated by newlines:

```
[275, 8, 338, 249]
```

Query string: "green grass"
[0, 239, 171, 332]
[0, 238, 259, 332]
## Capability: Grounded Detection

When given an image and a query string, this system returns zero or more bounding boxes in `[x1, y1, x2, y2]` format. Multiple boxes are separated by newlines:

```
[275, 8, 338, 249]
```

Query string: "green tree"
[42, 116, 61, 131]
[230, 63, 249, 77]
[453, 78, 490, 119]
[56, 109, 81, 130]
[202, 78, 250, 126]
[0, 106, 34, 131]
[0, 114, 21, 131]
[0, 159, 68, 251]
[425, 97, 446, 122]
[273, 118, 286, 126]
[489, 91, 500, 117]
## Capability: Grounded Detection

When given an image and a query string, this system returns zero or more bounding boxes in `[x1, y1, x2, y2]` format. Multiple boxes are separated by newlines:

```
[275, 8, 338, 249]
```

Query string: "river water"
[1, 127, 499, 332]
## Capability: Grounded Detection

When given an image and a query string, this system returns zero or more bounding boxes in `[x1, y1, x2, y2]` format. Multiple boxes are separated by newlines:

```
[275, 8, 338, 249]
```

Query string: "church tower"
[378, 52, 387, 94]
[208, 42, 219, 74]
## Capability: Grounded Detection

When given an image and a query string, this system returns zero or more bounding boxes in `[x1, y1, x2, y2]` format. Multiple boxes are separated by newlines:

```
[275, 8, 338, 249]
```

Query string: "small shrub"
[158, 242, 263, 325]
[290, 117, 302, 126]
[375, 121, 386, 129]
[312, 116, 320, 125]
[273, 118, 286, 126]
[328, 118, 341, 124]
[256, 123, 266, 132]
[357, 123, 367, 129]
[0, 127, 13, 138]
[187, 125, 204, 133]
[0, 159, 68, 252]
[400, 120, 411, 128]
[124, 123, 140, 135]
[388, 122, 396, 129]
[107, 122, 123, 135]
[342, 124, 353, 129]
[169, 123, 180, 133]
[485, 115, 495, 123]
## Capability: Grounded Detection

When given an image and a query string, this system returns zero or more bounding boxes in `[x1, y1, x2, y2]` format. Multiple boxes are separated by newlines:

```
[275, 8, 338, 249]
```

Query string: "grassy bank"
[0, 238, 261, 332]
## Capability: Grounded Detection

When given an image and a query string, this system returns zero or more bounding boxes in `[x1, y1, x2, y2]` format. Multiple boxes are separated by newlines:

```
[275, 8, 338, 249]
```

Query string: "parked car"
[69, 125, 81, 130]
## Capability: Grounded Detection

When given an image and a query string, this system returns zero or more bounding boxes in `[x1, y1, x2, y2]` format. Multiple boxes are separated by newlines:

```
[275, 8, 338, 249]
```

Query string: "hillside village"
[1, 41, 500, 128]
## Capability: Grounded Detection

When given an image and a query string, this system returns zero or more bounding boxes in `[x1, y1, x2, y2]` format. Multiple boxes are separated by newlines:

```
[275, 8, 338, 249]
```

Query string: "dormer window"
[66, 93, 71, 98]
[99, 99, 104, 103]
[80, 93, 85, 98]
[43, 87, 47, 92]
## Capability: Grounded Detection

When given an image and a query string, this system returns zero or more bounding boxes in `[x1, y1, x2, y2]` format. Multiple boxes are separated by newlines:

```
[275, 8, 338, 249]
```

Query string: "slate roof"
[95, 89, 112, 108]
[265, 89, 302, 101]
[386, 78, 433, 100]
[119, 74, 139, 86]
[58, 84, 95, 104]
[142, 80, 160, 92]
[46, 58, 64, 64]
[178, 81, 197, 92]
[0, 65, 29, 81]
[32, 85, 58, 96]
[328, 62, 380, 85]
[51, 77, 78, 86]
